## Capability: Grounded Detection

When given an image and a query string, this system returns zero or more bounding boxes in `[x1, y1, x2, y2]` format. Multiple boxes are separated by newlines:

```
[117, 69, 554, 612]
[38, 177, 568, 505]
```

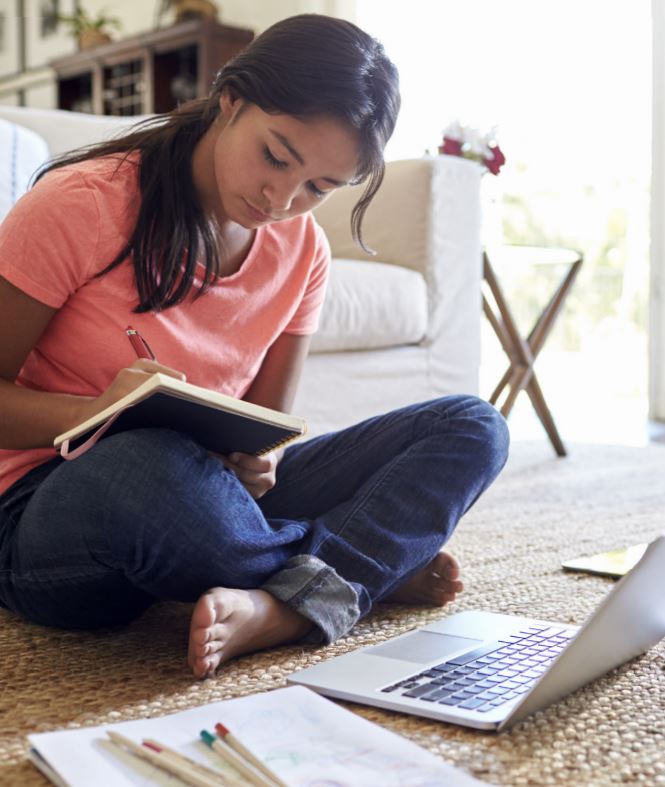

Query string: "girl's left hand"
[222, 451, 278, 499]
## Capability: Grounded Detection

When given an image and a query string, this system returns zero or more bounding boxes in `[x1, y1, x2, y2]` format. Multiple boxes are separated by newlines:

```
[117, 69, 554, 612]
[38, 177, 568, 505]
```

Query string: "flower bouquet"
[439, 120, 506, 175]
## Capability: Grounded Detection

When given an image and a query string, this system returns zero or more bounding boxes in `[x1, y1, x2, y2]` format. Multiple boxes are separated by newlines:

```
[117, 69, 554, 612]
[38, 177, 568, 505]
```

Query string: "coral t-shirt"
[0, 154, 330, 495]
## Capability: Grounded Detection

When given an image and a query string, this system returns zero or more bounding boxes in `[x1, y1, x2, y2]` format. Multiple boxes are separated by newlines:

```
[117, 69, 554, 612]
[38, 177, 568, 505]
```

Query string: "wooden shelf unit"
[50, 19, 254, 115]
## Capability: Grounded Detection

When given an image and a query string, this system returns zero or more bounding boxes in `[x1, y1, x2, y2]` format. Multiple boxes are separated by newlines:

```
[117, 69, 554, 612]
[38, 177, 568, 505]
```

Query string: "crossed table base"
[482, 245, 583, 457]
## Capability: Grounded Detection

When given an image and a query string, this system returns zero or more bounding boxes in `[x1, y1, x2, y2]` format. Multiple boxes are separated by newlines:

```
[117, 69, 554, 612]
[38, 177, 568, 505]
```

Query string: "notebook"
[561, 542, 648, 578]
[53, 373, 307, 460]
[27, 685, 490, 786]
[288, 534, 665, 731]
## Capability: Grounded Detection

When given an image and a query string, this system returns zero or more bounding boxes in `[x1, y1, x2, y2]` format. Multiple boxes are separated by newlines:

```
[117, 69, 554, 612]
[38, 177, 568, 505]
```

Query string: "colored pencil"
[107, 730, 221, 787]
[200, 729, 280, 787]
[215, 723, 288, 787]
[143, 738, 233, 786]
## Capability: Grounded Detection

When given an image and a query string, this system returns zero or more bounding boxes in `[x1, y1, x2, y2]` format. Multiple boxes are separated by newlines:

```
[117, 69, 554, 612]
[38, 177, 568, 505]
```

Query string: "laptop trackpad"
[365, 630, 483, 664]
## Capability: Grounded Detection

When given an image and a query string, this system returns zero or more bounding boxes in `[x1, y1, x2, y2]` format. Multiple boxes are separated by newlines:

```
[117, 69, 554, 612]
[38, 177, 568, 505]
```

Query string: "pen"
[215, 723, 288, 787]
[200, 729, 280, 787]
[107, 730, 220, 787]
[126, 325, 156, 361]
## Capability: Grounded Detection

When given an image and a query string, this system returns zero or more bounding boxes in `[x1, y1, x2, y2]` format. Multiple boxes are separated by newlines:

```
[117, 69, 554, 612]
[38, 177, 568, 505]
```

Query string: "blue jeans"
[0, 396, 509, 643]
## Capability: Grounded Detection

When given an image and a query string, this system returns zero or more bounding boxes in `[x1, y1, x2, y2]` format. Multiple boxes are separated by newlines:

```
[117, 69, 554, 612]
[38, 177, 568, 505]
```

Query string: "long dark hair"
[39, 14, 400, 312]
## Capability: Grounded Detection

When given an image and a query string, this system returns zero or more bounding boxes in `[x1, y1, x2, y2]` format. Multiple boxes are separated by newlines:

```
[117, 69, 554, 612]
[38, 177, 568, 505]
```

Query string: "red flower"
[438, 137, 463, 156]
[484, 144, 506, 175]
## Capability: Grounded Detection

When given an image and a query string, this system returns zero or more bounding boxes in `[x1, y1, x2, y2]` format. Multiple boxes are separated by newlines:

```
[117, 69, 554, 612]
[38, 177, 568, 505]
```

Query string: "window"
[358, 0, 652, 442]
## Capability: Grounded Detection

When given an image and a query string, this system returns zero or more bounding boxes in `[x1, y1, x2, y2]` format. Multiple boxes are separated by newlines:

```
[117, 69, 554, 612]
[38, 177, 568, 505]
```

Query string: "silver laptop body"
[288, 534, 665, 731]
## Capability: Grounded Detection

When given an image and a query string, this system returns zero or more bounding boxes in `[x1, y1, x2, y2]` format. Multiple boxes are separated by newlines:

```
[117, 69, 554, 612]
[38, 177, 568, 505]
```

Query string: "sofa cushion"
[0, 119, 49, 222]
[310, 258, 428, 353]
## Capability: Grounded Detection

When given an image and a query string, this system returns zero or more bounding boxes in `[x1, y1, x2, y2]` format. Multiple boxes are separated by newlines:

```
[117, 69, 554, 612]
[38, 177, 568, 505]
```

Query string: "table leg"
[482, 250, 582, 456]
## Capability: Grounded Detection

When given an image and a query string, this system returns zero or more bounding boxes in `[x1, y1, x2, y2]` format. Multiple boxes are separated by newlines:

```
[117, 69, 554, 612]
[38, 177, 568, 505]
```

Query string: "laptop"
[288, 534, 665, 731]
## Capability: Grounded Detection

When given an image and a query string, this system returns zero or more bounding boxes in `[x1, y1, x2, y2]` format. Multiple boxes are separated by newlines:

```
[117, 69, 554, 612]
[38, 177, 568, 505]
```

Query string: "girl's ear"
[219, 88, 244, 119]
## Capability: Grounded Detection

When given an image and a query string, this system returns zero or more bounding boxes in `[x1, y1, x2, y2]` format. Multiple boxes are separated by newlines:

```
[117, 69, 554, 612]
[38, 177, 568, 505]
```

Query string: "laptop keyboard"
[380, 624, 577, 713]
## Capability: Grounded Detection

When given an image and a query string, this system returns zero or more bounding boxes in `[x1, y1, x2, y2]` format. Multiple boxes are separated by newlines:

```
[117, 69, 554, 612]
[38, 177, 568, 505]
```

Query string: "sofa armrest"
[314, 155, 483, 342]
[0, 106, 150, 156]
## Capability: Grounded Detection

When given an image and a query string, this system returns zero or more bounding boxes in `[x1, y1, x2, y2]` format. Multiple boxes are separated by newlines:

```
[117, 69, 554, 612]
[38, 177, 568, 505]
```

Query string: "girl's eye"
[307, 182, 326, 199]
[263, 147, 287, 169]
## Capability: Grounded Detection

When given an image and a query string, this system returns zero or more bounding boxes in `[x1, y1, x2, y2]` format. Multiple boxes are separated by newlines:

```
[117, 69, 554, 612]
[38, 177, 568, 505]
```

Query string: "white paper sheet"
[28, 685, 492, 787]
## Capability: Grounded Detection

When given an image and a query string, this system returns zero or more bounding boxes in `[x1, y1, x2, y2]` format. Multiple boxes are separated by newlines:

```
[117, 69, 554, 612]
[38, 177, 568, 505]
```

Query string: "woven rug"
[1, 440, 664, 787]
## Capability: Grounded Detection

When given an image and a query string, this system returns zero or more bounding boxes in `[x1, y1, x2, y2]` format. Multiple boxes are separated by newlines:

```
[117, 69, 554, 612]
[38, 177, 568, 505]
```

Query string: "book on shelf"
[53, 373, 307, 460]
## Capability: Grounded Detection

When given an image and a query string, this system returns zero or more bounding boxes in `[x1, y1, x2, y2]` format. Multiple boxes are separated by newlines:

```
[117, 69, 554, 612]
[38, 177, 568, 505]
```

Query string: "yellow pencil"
[215, 723, 288, 787]
[107, 730, 222, 787]
[200, 729, 281, 787]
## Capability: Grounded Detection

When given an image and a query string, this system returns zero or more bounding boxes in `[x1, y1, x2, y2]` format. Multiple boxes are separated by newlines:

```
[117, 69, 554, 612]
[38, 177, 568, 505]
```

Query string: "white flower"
[442, 119, 465, 142]
[465, 127, 493, 158]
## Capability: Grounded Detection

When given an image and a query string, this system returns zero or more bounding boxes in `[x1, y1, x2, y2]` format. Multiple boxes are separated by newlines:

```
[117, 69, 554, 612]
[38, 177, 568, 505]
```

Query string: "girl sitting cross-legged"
[0, 14, 509, 678]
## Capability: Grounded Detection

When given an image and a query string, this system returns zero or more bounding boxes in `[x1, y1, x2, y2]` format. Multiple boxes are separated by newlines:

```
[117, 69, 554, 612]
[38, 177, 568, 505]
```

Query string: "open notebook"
[53, 373, 307, 460]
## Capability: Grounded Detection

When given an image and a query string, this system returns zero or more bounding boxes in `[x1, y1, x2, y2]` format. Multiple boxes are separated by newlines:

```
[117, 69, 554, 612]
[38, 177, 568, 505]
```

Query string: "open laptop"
[288, 534, 665, 731]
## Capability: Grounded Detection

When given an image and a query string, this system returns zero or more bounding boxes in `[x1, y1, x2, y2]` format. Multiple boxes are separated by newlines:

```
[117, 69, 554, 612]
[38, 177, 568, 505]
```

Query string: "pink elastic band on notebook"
[59, 410, 126, 460]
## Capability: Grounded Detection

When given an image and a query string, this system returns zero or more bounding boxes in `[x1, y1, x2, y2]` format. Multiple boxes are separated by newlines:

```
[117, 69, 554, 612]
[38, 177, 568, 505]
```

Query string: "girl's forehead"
[251, 108, 361, 178]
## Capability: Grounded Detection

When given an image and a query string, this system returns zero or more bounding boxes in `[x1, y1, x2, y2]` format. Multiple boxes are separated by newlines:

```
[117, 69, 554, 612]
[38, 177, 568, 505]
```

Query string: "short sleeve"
[283, 218, 331, 335]
[0, 168, 100, 308]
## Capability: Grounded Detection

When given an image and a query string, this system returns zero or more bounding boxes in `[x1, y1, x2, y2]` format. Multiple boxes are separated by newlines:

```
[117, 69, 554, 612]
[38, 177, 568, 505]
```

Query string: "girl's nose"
[262, 181, 298, 213]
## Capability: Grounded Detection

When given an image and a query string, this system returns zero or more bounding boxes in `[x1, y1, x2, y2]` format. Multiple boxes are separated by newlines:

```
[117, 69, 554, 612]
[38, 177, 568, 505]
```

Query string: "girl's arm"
[242, 332, 312, 414]
[0, 276, 185, 450]
[224, 332, 312, 499]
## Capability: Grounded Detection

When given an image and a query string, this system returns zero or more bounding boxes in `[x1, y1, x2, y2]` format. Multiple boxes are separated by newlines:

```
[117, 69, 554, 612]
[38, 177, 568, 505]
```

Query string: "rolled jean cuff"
[260, 554, 361, 645]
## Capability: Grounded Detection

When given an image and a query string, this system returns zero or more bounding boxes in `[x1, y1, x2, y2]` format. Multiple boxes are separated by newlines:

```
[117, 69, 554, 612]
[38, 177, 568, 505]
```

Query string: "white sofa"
[0, 106, 483, 436]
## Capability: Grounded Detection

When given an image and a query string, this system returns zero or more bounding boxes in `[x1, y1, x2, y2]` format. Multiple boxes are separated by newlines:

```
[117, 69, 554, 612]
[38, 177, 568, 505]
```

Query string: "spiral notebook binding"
[256, 424, 308, 456]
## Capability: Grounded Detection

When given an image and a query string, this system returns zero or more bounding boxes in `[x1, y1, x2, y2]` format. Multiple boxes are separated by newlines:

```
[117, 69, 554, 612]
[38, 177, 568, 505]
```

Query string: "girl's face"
[210, 92, 361, 228]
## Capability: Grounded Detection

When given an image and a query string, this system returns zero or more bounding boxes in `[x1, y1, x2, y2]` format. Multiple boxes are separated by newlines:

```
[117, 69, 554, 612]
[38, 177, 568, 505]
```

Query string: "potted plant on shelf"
[58, 7, 122, 50]
[157, 0, 219, 24]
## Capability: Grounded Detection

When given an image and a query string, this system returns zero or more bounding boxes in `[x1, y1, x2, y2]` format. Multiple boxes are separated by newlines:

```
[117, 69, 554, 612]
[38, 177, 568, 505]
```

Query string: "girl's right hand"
[83, 359, 187, 421]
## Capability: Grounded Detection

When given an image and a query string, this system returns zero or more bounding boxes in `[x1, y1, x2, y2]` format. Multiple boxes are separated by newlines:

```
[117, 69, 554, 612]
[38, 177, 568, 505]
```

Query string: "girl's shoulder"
[40, 152, 140, 202]
[35, 153, 141, 239]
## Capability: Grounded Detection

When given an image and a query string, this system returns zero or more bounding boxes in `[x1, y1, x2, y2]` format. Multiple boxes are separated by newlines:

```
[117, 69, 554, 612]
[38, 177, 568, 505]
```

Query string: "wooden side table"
[482, 245, 583, 456]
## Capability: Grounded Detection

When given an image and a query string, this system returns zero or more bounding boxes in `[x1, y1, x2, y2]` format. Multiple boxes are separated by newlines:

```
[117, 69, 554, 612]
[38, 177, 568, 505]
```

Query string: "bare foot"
[385, 551, 464, 606]
[187, 588, 312, 679]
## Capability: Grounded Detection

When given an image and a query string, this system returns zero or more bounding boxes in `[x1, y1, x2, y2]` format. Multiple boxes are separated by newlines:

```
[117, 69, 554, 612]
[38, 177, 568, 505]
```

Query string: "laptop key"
[476, 679, 502, 689]
[476, 691, 502, 700]
[420, 688, 455, 702]
[463, 685, 487, 695]
[459, 698, 486, 709]
[450, 691, 475, 701]
[403, 683, 442, 699]
[437, 696, 461, 705]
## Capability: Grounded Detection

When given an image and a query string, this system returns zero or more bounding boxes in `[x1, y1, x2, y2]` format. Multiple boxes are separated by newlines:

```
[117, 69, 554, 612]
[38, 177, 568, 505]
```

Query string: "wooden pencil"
[215, 723, 288, 787]
[143, 738, 234, 786]
[200, 729, 280, 787]
[107, 730, 222, 787]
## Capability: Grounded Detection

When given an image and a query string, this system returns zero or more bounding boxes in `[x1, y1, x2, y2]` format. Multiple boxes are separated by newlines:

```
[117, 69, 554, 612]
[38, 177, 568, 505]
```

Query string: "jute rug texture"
[1, 441, 664, 786]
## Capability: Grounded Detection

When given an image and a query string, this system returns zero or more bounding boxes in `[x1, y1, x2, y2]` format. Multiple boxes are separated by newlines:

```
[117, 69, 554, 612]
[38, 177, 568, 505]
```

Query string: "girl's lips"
[243, 199, 273, 222]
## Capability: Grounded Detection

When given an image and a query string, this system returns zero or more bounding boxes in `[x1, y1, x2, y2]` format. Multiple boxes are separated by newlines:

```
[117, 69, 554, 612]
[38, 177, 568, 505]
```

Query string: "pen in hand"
[126, 325, 157, 361]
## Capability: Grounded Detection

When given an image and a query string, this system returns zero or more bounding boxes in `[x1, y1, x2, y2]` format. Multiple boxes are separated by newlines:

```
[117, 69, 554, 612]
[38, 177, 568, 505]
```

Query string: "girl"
[0, 14, 509, 679]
